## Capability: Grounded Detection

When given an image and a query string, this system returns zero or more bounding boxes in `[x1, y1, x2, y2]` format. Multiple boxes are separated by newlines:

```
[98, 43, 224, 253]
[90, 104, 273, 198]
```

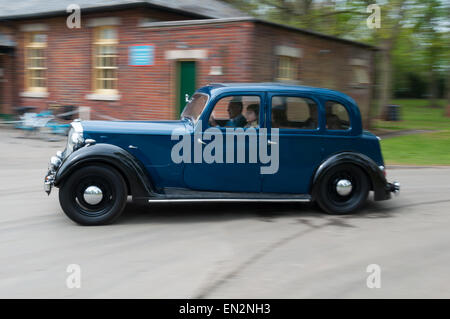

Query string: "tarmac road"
[1, 129, 450, 298]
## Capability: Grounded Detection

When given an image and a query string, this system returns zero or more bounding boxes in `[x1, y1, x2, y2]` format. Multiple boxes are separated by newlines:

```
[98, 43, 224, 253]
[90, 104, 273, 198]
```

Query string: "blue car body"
[79, 83, 383, 194]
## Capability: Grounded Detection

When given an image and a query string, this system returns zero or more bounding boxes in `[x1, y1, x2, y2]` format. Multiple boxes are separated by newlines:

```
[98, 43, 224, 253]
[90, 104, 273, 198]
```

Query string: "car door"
[261, 92, 324, 194]
[183, 93, 265, 193]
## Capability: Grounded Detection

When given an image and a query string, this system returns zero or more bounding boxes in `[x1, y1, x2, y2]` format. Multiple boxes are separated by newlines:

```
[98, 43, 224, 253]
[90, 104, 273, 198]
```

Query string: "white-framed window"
[25, 32, 47, 92]
[92, 26, 118, 94]
[277, 55, 298, 82]
[349, 58, 370, 87]
[352, 66, 370, 86]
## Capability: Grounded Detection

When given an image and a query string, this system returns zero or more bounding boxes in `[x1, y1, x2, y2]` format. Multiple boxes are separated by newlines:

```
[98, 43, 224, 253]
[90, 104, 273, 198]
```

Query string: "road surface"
[1, 129, 450, 298]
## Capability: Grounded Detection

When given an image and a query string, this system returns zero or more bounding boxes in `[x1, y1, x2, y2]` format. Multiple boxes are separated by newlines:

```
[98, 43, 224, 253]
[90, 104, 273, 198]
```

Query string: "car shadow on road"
[117, 201, 321, 225]
[116, 194, 397, 226]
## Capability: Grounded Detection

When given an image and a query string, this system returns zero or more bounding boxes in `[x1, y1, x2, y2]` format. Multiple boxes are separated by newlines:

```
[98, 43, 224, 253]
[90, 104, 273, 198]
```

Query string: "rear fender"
[311, 152, 391, 201]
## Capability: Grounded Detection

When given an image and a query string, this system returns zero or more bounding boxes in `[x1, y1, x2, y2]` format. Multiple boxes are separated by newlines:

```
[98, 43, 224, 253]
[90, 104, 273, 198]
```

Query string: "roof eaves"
[0, 2, 212, 21]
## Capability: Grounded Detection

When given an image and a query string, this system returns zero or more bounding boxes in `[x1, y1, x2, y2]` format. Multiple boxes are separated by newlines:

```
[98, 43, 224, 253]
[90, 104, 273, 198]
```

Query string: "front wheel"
[58, 165, 127, 225]
[314, 164, 369, 215]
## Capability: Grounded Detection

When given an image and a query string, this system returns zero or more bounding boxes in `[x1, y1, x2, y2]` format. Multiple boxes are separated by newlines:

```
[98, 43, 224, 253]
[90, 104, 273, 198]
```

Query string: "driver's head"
[228, 101, 243, 119]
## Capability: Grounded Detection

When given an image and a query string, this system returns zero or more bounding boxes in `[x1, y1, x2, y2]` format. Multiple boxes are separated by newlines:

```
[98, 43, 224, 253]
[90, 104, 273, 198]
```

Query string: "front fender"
[312, 152, 391, 201]
[54, 143, 155, 200]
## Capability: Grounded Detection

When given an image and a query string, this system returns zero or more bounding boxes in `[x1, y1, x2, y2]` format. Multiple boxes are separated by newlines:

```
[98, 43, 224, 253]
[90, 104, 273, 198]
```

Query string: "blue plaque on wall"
[129, 45, 154, 66]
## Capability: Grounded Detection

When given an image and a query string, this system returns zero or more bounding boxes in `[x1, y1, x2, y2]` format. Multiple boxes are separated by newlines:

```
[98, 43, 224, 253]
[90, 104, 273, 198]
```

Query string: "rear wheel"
[315, 164, 369, 215]
[58, 165, 127, 225]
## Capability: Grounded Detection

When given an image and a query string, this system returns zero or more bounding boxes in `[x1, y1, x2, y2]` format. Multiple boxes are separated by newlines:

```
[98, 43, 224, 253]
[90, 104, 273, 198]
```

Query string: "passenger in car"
[225, 101, 247, 127]
[272, 105, 288, 128]
[303, 105, 318, 129]
[244, 104, 259, 128]
[325, 103, 341, 129]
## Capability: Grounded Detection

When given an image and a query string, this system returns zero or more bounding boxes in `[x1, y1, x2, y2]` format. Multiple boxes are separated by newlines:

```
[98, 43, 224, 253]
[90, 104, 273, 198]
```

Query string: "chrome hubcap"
[336, 179, 352, 196]
[83, 186, 103, 205]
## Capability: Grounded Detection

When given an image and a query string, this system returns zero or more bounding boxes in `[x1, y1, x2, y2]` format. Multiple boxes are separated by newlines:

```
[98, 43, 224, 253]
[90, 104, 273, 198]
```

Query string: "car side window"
[271, 96, 318, 129]
[325, 101, 350, 130]
[209, 96, 261, 128]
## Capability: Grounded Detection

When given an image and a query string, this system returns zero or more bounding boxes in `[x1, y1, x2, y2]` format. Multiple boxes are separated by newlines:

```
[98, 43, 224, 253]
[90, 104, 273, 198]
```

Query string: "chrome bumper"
[44, 172, 54, 195]
[44, 151, 63, 195]
[388, 181, 400, 195]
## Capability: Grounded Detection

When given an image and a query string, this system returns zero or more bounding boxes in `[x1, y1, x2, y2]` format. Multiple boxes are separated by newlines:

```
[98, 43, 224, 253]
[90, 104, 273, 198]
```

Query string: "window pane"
[25, 32, 47, 90]
[181, 93, 209, 123]
[36, 59, 44, 68]
[98, 45, 117, 55]
[31, 78, 44, 88]
[32, 33, 47, 43]
[104, 56, 116, 67]
[353, 67, 370, 84]
[325, 101, 350, 130]
[100, 28, 117, 40]
[271, 96, 318, 129]
[210, 96, 260, 128]
[94, 27, 118, 92]
[105, 69, 115, 79]
[278, 56, 296, 81]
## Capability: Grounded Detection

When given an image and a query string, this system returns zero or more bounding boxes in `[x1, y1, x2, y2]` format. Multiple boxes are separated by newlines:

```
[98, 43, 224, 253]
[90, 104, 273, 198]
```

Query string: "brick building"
[0, 0, 376, 125]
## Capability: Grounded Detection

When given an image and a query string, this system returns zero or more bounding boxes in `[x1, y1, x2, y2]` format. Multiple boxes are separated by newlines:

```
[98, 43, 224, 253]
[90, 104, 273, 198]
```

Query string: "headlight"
[48, 155, 62, 171]
[65, 121, 84, 157]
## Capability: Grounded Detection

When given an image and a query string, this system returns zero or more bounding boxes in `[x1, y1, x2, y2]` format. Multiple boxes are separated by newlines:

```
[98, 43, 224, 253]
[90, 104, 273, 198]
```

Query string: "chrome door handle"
[268, 140, 277, 145]
[197, 138, 206, 145]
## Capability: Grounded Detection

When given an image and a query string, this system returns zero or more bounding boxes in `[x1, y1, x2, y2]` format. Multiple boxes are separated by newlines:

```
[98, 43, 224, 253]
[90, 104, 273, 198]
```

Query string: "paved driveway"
[1, 129, 450, 298]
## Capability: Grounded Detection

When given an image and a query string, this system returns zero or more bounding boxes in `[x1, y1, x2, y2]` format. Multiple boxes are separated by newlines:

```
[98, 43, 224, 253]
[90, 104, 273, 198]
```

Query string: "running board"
[148, 189, 312, 203]
[148, 198, 311, 203]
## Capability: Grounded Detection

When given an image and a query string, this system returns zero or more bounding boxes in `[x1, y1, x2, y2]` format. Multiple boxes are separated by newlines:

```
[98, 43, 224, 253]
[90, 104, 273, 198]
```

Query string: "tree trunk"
[428, 69, 439, 108]
[378, 41, 393, 120]
[446, 68, 450, 117]
[376, 0, 407, 120]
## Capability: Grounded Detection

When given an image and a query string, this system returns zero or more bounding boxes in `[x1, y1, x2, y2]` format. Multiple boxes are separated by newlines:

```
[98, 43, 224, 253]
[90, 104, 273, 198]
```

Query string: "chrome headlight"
[48, 155, 62, 171]
[65, 121, 84, 156]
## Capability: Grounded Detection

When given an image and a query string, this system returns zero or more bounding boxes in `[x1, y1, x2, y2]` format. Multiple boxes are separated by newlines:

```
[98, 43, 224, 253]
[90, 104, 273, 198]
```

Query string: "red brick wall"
[252, 23, 375, 127]
[0, 27, 16, 114]
[119, 21, 254, 120]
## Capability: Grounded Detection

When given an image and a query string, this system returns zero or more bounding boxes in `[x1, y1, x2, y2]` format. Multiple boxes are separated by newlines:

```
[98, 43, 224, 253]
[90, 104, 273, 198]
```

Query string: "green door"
[177, 61, 196, 115]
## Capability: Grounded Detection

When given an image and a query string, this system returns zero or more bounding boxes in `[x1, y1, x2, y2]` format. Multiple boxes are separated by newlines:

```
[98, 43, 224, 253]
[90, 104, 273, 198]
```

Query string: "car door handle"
[197, 138, 206, 145]
[268, 140, 277, 145]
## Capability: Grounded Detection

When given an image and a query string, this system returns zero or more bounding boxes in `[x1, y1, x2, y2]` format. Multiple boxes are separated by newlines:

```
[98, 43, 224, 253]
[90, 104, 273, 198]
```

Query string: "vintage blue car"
[44, 83, 399, 225]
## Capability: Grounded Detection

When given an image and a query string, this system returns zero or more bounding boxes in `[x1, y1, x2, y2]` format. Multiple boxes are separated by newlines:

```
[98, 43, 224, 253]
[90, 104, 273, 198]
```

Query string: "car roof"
[197, 82, 357, 106]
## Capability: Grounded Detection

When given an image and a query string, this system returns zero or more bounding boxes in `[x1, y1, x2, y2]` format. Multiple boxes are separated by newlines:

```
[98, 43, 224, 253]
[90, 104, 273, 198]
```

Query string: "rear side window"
[325, 101, 350, 130]
[271, 96, 318, 129]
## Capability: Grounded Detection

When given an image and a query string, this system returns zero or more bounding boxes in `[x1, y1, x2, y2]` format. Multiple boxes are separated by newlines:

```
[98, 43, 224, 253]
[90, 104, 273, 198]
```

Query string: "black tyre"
[315, 164, 369, 215]
[58, 165, 127, 225]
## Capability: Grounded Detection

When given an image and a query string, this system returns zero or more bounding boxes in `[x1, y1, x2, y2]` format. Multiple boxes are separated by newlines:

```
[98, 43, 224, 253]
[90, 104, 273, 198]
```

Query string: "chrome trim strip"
[148, 198, 311, 203]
